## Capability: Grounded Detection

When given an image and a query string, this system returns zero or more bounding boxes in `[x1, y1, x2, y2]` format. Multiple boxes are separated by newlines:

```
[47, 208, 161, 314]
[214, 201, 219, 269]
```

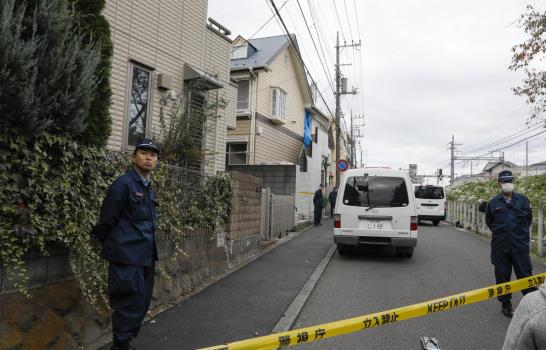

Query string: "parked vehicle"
[333, 168, 418, 257]
[414, 185, 446, 226]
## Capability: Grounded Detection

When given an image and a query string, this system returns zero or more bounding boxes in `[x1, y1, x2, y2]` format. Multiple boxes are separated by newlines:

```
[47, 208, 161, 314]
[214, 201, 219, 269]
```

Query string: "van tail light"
[444, 201, 448, 213]
[410, 216, 418, 231]
[334, 214, 341, 228]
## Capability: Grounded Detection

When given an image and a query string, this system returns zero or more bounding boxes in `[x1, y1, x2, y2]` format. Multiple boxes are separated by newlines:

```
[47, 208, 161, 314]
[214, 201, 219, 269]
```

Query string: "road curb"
[272, 244, 336, 333]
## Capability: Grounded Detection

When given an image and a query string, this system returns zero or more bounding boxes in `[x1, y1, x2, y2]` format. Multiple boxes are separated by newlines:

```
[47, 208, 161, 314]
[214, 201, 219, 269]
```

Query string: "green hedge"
[0, 134, 232, 309]
[447, 173, 546, 206]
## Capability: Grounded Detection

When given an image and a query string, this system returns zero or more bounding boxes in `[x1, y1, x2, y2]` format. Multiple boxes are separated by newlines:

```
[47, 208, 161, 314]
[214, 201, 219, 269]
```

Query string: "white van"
[414, 184, 446, 226]
[333, 168, 418, 258]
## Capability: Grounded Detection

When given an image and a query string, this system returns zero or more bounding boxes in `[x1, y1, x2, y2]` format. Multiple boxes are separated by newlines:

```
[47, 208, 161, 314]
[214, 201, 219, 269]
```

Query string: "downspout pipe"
[249, 67, 258, 165]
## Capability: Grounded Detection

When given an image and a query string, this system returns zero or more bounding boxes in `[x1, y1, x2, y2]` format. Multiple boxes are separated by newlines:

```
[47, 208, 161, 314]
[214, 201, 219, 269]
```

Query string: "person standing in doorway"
[485, 170, 537, 318]
[328, 187, 338, 216]
[313, 184, 324, 225]
[92, 139, 160, 350]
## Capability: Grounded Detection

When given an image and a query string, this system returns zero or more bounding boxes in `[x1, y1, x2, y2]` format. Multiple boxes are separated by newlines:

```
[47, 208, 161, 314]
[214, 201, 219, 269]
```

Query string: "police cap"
[497, 170, 514, 183]
[135, 138, 160, 154]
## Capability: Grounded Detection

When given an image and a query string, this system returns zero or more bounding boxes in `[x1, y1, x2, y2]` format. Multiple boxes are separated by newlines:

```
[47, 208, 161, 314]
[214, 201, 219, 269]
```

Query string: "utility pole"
[526, 141, 529, 177]
[349, 110, 365, 168]
[449, 134, 504, 186]
[449, 135, 458, 186]
[335, 32, 360, 186]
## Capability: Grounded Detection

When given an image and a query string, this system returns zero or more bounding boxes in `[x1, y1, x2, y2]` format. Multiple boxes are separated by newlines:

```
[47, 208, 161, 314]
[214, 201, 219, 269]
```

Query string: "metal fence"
[261, 188, 295, 240]
[447, 200, 545, 256]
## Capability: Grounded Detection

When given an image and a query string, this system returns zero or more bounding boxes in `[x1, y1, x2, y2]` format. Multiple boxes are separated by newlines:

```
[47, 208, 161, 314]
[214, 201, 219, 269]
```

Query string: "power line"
[464, 123, 544, 155]
[332, 0, 346, 42]
[342, 0, 353, 41]
[295, 0, 335, 92]
[267, 0, 351, 153]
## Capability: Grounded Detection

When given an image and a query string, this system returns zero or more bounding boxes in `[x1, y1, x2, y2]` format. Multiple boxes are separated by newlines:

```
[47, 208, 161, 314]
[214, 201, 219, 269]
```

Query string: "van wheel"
[337, 244, 350, 255]
[432, 220, 440, 226]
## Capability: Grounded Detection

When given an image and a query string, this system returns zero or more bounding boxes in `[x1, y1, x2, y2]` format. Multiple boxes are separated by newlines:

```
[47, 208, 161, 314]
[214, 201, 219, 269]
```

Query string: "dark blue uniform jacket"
[485, 192, 532, 253]
[95, 169, 159, 266]
[313, 190, 323, 209]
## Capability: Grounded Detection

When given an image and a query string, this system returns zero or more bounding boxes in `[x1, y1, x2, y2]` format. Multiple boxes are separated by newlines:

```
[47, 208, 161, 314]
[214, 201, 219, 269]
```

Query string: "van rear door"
[340, 175, 412, 236]
[414, 185, 445, 216]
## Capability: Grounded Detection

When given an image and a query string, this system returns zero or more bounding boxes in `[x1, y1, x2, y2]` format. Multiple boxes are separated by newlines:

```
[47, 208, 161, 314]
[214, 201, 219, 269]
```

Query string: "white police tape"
[198, 273, 546, 350]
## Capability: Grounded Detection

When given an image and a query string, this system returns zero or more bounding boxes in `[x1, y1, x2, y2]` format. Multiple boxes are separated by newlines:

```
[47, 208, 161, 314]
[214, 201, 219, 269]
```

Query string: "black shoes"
[501, 302, 514, 318]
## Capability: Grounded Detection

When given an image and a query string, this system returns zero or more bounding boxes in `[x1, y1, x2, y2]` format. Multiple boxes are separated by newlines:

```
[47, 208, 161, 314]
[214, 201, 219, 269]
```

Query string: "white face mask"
[501, 183, 514, 193]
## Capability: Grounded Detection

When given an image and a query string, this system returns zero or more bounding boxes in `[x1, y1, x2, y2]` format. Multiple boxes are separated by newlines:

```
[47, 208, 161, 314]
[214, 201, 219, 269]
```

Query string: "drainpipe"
[249, 67, 258, 165]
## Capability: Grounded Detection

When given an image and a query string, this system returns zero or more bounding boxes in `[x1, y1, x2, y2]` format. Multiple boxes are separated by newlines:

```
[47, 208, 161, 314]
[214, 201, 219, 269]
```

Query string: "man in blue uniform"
[485, 170, 537, 318]
[313, 185, 324, 225]
[92, 139, 159, 350]
[328, 187, 338, 216]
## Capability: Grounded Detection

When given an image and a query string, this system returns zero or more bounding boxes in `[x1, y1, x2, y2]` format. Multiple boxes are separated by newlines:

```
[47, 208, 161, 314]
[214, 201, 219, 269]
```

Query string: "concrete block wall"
[225, 171, 262, 241]
[228, 164, 297, 195]
[0, 228, 237, 350]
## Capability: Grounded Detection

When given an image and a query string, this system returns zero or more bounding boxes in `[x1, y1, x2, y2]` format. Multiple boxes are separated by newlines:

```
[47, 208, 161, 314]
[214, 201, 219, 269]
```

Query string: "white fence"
[446, 201, 545, 256]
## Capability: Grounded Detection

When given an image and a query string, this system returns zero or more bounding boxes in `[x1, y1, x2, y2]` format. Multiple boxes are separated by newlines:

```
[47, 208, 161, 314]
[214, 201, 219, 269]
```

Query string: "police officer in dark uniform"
[313, 184, 324, 225]
[92, 139, 159, 350]
[485, 170, 537, 318]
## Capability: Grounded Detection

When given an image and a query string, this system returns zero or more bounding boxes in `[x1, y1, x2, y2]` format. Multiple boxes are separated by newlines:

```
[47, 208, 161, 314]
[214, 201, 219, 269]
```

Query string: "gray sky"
[208, 0, 546, 184]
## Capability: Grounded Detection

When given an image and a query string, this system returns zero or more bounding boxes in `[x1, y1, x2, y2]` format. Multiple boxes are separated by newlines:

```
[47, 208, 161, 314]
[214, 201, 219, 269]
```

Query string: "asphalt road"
[294, 222, 546, 350]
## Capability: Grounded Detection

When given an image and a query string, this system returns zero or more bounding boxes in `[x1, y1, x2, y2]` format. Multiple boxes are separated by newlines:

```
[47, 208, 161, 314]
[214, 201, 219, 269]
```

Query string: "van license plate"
[367, 222, 384, 230]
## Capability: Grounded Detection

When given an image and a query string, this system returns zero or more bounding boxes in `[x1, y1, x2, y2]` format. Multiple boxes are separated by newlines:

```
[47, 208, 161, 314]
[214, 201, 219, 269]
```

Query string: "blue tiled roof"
[231, 34, 296, 71]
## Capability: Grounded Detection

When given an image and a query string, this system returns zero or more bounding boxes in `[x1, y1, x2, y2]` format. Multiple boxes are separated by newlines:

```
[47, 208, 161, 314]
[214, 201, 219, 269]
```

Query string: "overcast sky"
[208, 0, 546, 184]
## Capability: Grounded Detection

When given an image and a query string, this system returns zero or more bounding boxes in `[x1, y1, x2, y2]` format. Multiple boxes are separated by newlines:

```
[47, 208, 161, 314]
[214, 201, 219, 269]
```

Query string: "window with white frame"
[236, 80, 250, 112]
[271, 87, 287, 119]
[126, 63, 152, 147]
[231, 44, 247, 59]
[226, 143, 248, 166]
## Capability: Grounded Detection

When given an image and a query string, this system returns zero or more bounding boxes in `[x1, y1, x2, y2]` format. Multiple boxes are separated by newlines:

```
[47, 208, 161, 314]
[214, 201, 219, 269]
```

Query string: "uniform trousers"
[108, 261, 155, 343]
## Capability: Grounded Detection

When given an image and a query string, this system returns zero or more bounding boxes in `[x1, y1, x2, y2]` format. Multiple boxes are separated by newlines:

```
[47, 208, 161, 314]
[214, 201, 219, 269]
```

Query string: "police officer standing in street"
[328, 187, 338, 216]
[485, 170, 537, 318]
[313, 184, 324, 226]
[92, 139, 160, 350]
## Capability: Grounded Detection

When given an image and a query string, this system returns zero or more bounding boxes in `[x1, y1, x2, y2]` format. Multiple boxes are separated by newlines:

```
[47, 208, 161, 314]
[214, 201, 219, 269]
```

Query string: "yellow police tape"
[198, 273, 546, 350]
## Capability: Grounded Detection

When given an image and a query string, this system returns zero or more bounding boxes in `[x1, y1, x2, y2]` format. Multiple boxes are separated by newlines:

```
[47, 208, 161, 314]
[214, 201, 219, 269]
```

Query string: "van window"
[415, 186, 444, 199]
[343, 176, 409, 207]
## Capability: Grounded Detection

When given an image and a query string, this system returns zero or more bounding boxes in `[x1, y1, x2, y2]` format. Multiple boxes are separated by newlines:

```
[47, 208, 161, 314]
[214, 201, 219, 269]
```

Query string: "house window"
[232, 44, 247, 59]
[186, 90, 207, 170]
[271, 88, 287, 119]
[298, 147, 308, 172]
[226, 143, 247, 166]
[236, 80, 250, 112]
[126, 63, 152, 147]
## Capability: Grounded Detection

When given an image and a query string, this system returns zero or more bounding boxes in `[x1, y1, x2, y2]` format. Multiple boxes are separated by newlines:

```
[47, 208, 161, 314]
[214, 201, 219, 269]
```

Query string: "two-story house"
[103, 0, 236, 175]
[227, 34, 333, 224]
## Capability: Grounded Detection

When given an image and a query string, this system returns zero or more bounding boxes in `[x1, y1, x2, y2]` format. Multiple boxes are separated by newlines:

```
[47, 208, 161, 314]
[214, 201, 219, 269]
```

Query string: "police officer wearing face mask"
[92, 139, 160, 350]
[485, 170, 537, 318]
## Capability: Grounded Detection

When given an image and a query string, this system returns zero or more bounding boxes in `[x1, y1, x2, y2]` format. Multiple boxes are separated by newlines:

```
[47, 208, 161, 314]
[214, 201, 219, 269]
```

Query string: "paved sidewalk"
[132, 218, 334, 350]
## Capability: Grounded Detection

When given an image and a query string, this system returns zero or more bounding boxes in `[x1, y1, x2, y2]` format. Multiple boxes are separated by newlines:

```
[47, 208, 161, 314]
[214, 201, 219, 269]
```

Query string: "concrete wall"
[228, 165, 296, 195]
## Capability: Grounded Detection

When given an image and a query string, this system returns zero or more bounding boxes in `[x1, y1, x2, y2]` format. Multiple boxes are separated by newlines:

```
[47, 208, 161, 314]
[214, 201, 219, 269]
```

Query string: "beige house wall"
[253, 47, 307, 164]
[103, 0, 233, 175]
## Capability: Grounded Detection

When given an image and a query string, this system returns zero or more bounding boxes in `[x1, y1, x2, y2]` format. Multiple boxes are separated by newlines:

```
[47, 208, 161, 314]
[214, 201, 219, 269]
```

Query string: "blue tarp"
[304, 111, 312, 146]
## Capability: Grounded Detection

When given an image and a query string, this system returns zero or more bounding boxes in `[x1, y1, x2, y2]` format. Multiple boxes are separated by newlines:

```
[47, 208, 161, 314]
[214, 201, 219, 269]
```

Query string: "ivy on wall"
[0, 134, 233, 309]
